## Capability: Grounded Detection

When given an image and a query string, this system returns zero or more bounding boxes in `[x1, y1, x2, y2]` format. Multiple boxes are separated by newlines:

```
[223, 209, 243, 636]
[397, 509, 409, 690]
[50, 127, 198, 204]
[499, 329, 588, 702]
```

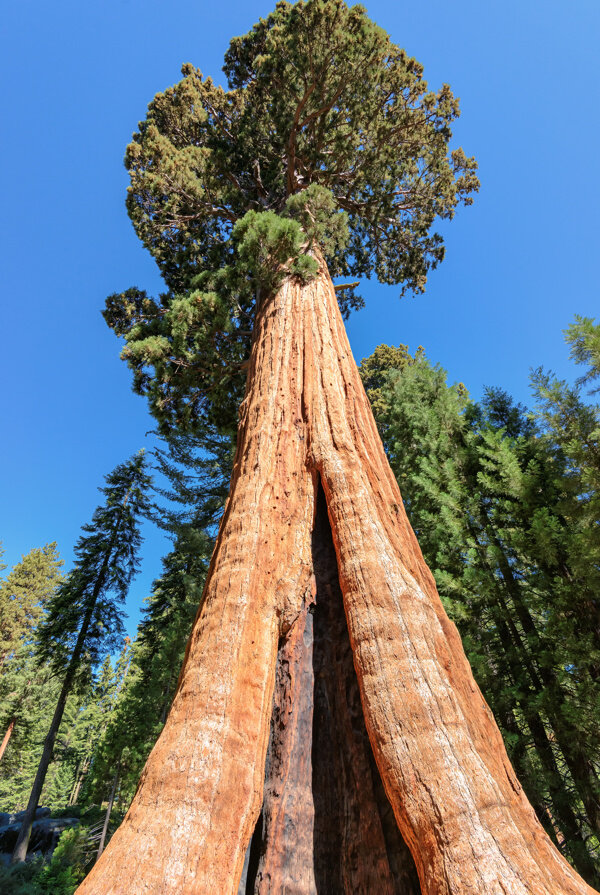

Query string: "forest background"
[1, 0, 599, 632]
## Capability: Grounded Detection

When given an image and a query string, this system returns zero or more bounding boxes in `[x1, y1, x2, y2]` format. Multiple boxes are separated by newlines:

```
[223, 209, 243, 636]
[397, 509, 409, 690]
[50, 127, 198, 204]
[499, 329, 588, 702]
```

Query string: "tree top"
[106, 0, 479, 434]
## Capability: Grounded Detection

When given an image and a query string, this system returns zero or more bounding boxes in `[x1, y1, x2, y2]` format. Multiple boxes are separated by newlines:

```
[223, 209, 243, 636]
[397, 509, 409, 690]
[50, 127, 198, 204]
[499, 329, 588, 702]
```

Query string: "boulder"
[0, 812, 78, 855]
[0, 806, 50, 828]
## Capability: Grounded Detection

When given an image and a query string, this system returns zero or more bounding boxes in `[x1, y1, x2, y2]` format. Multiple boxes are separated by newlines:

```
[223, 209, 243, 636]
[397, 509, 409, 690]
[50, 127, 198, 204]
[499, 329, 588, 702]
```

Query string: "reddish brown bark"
[0, 717, 15, 762]
[78, 257, 598, 895]
[241, 484, 420, 894]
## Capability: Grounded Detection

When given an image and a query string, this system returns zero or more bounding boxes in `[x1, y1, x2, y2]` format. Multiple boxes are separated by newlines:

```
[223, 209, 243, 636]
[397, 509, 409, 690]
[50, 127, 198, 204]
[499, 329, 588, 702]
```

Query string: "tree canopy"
[104, 0, 478, 435]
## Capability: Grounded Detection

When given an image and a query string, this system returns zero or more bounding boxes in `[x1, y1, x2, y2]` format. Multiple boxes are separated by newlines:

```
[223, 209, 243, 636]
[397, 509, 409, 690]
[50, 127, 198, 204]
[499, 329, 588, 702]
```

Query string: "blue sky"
[1, 0, 598, 636]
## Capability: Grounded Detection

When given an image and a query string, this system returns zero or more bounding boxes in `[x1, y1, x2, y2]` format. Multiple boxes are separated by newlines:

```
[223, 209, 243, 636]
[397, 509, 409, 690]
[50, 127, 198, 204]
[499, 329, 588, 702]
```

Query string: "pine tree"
[12, 452, 151, 863]
[0, 543, 63, 672]
[82, 527, 212, 815]
[0, 544, 63, 781]
[79, 431, 225, 823]
[565, 316, 600, 394]
[151, 426, 233, 535]
[78, 3, 595, 894]
[53, 647, 132, 812]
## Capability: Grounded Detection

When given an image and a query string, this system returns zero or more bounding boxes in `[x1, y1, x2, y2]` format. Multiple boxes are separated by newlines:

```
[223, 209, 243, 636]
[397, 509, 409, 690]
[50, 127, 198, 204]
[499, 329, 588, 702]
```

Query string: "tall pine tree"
[12, 452, 151, 863]
[0, 544, 63, 776]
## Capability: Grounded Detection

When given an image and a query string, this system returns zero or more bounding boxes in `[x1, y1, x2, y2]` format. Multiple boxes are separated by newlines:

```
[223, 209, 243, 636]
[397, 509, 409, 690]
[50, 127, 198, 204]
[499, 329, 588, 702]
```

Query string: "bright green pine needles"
[104, 0, 478, 436]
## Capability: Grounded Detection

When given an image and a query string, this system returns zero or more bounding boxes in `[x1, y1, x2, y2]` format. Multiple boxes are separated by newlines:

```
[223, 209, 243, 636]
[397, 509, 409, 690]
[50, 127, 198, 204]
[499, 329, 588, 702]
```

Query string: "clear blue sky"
[1, 0, 598, 636]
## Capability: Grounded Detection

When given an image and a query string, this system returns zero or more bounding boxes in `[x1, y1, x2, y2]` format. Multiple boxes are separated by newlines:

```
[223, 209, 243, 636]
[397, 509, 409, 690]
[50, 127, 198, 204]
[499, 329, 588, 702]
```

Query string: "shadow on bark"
[241, 480, 421, 894]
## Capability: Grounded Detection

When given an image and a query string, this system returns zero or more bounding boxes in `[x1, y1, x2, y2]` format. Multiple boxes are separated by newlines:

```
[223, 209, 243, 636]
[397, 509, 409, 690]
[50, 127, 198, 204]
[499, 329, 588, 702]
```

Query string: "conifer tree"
[151, 427, 233, 535]
[82, 526, 212, 813]
[64, 644, 132, 810]
[0, 543, 63, 671]
[79, 3, 596, 894]
[0, 544, 63, 772]
[12, 452, 150, 863]
[565, 316, 600, 394]
[80, 432, 224, 823]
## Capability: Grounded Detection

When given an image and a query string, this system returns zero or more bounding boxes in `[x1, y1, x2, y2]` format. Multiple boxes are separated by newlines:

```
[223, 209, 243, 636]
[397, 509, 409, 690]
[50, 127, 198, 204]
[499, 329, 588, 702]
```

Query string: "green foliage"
[284, 182, 349, 261]
[0, 858, 44, 895]
[105, 0, 477, 434]
[359, 342, 424, 421]
[0, 826, 90, 895]
[151, 428, 233, 535]
[35, 827, 88, 895]
[0, 545, 63, 670]
[129, 0, 477, 290]
[2, 455, 152, 866]
[565, 315, 600, 393]
[232, 209, 307, 292]
[36, 452, 151, 674]
[0, 547, 64, 811]
[82, 529, 211, 808]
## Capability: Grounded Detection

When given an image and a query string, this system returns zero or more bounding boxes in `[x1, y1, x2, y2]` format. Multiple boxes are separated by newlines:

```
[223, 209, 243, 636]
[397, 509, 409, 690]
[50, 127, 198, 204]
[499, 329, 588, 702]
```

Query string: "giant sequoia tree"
[79, 3, 597, 894]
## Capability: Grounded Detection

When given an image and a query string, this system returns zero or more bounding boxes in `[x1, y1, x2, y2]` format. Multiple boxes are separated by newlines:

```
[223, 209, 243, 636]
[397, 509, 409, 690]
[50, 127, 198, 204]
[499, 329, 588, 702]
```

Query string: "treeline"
[1, 317, 598, 891]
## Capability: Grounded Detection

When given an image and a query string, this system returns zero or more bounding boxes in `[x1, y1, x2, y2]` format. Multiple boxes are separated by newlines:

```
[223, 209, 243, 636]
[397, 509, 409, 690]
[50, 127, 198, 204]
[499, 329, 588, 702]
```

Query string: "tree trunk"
[11, 662, 77, 862]
[470, 555, 595, 877]
[12, 589, 102, 861]
[487, 522, 600, 839]
[0, 717, 15, 762]
[68, 756, 87, 807]
[77, 257, 597, 894]
[243, 483, 421, 894]
[96, 763, 120, 863]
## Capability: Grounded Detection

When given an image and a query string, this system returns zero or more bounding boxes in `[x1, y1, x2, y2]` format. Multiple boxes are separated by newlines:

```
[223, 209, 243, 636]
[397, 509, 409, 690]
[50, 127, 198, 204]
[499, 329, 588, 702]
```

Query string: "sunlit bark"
[78, 257, 597, 895]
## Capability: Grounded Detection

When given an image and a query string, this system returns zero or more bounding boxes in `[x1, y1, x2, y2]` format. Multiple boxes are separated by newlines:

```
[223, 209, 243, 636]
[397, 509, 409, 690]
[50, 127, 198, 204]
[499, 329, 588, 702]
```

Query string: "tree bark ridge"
[248, 481, 420, 894]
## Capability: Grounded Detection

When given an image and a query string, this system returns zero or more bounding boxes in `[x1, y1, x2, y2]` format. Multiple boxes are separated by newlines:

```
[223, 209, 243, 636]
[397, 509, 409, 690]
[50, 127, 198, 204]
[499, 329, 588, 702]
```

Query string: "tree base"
[239, 482, 421, 894]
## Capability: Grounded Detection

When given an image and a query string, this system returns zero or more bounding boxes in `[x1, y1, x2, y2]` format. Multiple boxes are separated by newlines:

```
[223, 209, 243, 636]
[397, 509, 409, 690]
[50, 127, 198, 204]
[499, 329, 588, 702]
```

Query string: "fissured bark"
[78, 257, 597, 895]
[240, 483, 420, 894]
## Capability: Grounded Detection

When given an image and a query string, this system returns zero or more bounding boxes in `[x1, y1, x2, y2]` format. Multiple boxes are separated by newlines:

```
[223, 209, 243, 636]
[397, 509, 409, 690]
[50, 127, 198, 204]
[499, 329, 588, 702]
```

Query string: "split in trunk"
[239, 482, 420, 894]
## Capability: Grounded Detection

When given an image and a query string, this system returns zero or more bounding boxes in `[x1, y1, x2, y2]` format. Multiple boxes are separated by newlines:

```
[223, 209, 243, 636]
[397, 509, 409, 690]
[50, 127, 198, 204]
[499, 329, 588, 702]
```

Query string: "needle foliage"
[104, 0, 478, 435]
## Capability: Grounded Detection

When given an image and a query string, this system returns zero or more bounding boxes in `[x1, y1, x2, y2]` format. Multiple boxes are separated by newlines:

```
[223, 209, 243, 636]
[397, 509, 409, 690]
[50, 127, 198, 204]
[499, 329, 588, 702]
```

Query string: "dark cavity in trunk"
[240, 480, 421, 894]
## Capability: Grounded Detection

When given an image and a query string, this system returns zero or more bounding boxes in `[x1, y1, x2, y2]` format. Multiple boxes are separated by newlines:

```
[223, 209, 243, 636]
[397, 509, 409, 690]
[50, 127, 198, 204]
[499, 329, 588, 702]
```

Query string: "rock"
[0, 814, 78, 855]
[0, 806, 50, 828]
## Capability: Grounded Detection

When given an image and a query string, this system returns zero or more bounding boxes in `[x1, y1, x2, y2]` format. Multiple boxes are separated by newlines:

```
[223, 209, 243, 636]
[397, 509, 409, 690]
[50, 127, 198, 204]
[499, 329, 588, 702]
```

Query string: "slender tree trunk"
[467, 522, 599, 866]
[12, 500, 129, 863]
[0, 717, 15, 762]
[69, 757, 84, 806]
[78, 257, 598, 894]
[477, 607, 595, 880]
[96, 763, 120, 863]
[11, 656, 80, 862]
[472, 568, 595, 877]
[12, 587, 106, 860]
